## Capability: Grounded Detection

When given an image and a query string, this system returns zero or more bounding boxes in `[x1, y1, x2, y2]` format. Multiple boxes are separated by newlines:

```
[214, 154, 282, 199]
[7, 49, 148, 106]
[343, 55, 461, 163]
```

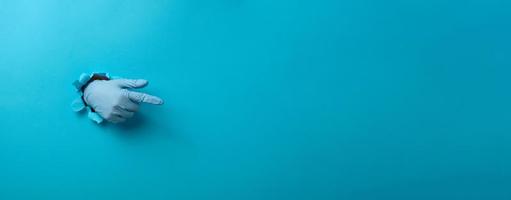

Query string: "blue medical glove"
[83, 78, 164, 123]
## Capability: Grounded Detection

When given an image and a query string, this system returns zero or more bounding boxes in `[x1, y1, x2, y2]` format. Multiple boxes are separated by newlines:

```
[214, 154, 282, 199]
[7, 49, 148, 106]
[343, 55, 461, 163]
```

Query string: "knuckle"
[120, 89, 129, 96]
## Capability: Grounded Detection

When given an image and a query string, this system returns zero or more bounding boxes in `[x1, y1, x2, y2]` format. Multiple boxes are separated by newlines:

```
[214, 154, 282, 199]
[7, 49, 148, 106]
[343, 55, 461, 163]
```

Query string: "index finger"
[125, 90, 164, 105]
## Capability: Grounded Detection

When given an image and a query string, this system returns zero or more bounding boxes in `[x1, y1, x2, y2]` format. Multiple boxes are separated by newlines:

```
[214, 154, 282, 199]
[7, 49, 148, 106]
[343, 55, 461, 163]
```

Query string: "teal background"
[0, 0, 510, 199]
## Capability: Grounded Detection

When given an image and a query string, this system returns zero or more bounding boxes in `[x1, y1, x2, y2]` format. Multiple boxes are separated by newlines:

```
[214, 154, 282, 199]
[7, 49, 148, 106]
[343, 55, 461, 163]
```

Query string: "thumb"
[125, 90, 164, 105]
[113, 79, 148, 88]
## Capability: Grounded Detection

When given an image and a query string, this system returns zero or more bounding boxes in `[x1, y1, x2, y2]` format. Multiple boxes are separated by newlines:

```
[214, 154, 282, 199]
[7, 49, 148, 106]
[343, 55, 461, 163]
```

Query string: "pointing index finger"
[126, 91, 164, 105]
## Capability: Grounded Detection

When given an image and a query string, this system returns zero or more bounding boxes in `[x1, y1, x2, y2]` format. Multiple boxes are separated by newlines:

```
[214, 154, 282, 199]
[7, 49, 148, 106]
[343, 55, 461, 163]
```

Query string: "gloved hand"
[83, 78, 164, 123]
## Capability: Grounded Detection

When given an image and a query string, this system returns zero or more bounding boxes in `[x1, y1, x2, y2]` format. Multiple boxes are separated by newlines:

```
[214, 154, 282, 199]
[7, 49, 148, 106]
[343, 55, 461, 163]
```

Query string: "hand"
[83, 78, 164, 123]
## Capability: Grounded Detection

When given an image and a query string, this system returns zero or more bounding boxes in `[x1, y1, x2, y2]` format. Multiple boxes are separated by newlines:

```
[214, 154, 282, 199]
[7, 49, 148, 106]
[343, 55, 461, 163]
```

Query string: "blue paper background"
[0, 0, 510, 199]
